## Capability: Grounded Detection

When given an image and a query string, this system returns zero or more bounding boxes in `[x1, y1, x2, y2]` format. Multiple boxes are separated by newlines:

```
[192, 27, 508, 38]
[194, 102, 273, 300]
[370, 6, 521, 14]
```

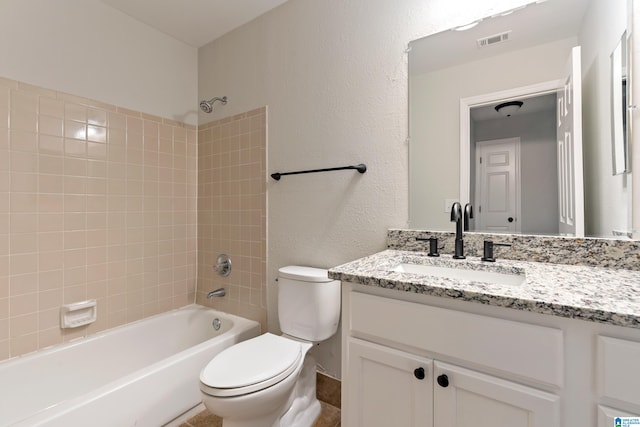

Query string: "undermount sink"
[392, 263, 526, 286]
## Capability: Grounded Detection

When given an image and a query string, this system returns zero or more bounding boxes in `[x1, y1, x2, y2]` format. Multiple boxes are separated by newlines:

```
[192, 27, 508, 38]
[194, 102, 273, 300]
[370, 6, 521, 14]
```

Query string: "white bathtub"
[0, 304, 260, 427]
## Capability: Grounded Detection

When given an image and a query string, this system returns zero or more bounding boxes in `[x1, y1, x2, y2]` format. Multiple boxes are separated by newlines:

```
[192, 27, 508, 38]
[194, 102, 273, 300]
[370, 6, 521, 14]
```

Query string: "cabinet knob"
[414, 367, 425, 380]
[437, 374, 449, 388]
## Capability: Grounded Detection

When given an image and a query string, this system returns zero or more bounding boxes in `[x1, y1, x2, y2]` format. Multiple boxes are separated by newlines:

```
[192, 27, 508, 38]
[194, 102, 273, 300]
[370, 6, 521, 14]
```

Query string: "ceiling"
[471, 92, 557, 121]
[409, 0, 589, 75]
[99, 0, 289, 48]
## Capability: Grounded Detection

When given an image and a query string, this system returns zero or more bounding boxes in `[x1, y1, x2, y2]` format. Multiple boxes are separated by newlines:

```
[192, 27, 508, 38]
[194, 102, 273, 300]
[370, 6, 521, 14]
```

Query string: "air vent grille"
[477, 31, 511, 48]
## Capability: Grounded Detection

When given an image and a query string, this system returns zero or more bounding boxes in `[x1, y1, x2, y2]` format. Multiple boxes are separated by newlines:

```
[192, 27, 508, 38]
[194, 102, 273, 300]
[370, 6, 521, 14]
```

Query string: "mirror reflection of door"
[557, 46, 585, 237]
[474, 138, 521, 233]
[468, 91, 560, 236]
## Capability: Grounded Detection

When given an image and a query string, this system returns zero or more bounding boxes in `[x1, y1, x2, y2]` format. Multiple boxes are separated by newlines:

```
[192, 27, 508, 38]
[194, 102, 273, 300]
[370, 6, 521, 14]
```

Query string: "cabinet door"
[598, 336, 640, 407]
[345, 337, 433, 427]
[434, 361, 560, 427]
[598, 405, 640, 427]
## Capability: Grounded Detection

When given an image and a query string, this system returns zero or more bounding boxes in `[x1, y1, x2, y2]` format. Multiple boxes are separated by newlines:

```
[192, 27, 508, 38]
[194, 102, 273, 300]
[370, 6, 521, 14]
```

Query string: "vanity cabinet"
[343, 290, 561, 426]
[341, 283, 640, 426]
[346, 337, 559, 427]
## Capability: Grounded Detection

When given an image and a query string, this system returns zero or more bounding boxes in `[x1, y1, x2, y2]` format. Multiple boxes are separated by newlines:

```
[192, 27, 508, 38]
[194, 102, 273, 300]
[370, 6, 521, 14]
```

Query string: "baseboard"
[316, 372, 341, 408]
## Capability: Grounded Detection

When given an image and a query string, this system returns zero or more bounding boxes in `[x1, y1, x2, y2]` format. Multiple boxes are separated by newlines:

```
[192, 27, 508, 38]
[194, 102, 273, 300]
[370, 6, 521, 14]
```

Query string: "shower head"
[199, 96, 228, 113]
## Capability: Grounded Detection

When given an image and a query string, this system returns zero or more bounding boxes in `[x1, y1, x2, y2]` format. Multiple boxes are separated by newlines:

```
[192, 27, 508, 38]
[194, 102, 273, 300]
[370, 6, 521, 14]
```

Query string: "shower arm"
[206, 96, 227, 105]
[199, 96, 228, 113]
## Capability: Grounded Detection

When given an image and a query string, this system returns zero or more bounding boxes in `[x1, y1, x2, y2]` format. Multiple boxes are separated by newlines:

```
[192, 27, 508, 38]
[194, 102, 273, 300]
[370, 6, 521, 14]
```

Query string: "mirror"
[409, 0, 633, 238]
[611, 31, 630, 176]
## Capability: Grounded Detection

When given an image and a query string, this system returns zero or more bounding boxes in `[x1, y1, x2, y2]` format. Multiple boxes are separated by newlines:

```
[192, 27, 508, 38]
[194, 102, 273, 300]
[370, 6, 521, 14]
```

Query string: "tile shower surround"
[0, 76, 198, 361]
[195, 108, 267, 331]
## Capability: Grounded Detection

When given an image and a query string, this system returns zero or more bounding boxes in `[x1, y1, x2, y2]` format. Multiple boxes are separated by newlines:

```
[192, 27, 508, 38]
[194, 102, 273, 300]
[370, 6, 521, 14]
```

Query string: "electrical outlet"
[444, 199, 458, 213]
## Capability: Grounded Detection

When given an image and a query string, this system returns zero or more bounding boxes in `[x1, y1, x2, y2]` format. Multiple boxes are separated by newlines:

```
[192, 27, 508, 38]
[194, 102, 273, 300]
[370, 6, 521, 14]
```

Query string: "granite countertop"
[328, 249, 640, 329]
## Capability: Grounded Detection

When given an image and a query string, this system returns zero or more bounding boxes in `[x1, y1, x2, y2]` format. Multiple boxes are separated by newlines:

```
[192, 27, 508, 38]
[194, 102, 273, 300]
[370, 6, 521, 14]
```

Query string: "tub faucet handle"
[213, 254, 232, 277]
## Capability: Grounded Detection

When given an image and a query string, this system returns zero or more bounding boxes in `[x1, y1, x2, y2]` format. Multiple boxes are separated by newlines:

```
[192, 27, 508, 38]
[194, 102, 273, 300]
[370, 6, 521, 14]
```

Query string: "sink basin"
[392, 263, 525, 286]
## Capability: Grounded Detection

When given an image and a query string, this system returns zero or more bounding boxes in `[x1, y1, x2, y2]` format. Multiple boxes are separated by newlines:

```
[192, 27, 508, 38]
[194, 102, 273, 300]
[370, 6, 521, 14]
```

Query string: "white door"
[345, 338, 433, 427]
[557, 46, 585, 237]
[475, 138, 521, 233]
[434, 361, 560, 427]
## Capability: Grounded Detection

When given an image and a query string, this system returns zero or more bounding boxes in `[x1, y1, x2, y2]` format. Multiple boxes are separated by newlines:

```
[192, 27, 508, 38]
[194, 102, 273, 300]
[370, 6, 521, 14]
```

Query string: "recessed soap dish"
[60, 300, 97, 329]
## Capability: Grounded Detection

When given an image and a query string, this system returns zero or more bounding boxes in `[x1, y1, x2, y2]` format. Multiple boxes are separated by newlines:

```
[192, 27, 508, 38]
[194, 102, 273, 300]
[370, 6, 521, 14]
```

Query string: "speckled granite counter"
[329, 249, 640, 329]
[387, 229, 640, 270]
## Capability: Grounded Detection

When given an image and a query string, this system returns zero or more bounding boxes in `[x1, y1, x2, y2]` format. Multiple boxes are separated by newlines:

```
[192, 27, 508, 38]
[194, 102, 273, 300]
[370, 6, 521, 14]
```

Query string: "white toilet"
[199, 266, 341, 427]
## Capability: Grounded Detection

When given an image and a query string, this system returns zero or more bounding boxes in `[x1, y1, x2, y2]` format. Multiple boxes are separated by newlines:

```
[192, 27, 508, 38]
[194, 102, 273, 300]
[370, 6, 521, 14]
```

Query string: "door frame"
[459, 80, 563, 206]
[475, 137, 522, 233]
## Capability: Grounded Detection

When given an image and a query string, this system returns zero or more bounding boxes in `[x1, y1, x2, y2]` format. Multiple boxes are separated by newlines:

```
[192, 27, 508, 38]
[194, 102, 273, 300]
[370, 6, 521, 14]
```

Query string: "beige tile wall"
[0, 77, 197, 361]
[196, 108, 267, 330]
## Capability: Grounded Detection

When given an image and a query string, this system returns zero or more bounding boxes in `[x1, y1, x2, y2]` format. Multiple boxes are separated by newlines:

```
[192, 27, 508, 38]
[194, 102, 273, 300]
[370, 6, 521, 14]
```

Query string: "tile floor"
[179, 372, 341, 427]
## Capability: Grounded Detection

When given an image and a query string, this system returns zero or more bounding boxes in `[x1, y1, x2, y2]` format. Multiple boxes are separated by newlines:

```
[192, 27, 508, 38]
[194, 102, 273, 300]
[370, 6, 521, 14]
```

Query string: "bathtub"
[0, 304, 260, 427]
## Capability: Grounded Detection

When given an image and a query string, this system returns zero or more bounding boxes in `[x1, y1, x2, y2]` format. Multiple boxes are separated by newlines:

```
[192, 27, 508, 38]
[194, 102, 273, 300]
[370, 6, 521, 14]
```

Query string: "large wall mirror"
[409, 0, 632, 238]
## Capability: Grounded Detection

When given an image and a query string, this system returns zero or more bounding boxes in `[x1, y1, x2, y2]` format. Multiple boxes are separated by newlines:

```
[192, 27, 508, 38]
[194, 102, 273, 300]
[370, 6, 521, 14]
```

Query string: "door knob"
[414, 367, 425, 380]
[508, 217, 514, 223]
[437, 374, 449, 388]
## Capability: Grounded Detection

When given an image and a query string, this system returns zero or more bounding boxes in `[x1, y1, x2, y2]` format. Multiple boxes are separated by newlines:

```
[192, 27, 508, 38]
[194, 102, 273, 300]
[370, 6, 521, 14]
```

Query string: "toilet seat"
[200, 333, 303, 397]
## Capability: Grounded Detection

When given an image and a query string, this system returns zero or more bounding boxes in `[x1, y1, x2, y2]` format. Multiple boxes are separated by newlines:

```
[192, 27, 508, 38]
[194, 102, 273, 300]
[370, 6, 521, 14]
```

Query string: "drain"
[212, 318, 221, 331]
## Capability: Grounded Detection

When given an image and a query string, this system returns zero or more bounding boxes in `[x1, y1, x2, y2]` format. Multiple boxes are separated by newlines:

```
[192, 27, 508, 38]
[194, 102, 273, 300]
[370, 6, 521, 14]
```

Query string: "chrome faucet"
[207, 288, 226, 299]
[450, 202, 465, 259]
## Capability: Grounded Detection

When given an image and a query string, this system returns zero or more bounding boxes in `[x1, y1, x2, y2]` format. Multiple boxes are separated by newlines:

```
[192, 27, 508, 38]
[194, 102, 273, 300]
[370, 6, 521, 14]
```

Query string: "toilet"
[199, 266, 341, 427]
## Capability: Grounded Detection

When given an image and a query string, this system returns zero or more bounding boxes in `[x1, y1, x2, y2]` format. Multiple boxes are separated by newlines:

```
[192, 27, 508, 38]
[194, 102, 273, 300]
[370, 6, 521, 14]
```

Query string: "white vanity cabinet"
[346, 336, 559, 427]
[342, 289, 562, 426]
[341, 282, 640, 426]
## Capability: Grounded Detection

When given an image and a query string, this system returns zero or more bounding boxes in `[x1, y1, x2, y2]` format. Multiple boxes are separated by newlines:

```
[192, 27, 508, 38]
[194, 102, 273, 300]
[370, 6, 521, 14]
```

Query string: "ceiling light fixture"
[495, 100, 523, 117]
[453, 20, 482, 31]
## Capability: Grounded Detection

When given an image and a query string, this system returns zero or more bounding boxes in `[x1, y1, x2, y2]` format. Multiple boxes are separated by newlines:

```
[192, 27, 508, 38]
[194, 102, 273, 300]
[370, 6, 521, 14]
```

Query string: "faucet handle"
[481, 240, 512, 262]
[213, 254, 232, 277]
[450, 202, 462, 222]
[416, 236, 441, 257]
[464, 203, 473, 231]
[428, 237, 440, 257]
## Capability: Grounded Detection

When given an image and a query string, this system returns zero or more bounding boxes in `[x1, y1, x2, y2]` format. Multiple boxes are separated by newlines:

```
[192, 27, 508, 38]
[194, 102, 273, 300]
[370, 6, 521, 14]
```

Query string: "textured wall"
[0, 77, 197, 361]
[198, 0, 533, 377]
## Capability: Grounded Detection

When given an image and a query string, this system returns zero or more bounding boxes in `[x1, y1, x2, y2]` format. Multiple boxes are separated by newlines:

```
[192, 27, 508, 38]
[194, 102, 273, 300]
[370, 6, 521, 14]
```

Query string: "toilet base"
[279, 355, 321, 427]
[217, 355, 321, 427]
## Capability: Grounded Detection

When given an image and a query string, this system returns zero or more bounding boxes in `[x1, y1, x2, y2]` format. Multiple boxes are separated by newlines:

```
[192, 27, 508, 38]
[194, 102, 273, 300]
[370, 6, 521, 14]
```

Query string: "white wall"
[0, 0, 198, 125]
[199, 0, 537, 378]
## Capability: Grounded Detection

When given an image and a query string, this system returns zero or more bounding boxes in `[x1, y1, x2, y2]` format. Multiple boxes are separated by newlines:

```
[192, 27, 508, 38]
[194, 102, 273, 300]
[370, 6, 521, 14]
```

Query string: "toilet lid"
[278, 265, 330, 282]
[200, 333, 302, 396]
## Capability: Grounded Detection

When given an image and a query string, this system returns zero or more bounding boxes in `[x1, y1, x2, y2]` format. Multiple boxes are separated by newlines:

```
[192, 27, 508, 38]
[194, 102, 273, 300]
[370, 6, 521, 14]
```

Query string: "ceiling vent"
[477, 31, 511, 48]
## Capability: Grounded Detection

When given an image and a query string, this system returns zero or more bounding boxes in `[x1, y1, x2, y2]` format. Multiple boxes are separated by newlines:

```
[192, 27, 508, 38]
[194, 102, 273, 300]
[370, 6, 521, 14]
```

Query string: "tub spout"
[207, 288, 226, 299]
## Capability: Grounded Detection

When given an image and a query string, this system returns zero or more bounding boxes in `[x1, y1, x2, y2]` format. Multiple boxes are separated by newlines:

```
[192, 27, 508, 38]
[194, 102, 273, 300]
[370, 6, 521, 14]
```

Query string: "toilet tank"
[277, 266, 341, 342]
